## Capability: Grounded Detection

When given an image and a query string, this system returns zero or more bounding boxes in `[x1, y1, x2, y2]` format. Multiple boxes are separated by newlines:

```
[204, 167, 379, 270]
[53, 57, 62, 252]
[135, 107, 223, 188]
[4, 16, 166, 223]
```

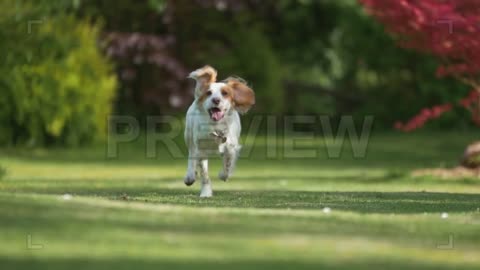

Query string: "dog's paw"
[210, 131, 227, 144]
[218, 171, 229, 182]
[184, 174, 196, 186]
[199, 185, 212, 198]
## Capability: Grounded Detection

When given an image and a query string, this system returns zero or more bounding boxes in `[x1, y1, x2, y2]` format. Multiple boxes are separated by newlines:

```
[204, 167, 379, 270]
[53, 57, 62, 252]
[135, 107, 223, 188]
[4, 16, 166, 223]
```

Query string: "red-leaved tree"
[359, 0, 480, 131]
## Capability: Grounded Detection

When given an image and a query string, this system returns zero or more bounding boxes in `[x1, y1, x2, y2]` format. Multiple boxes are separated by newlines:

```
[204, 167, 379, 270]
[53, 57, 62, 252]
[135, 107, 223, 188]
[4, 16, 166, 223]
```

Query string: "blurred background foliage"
[1, 0, 116, 146]
[0, 0, 474, 146]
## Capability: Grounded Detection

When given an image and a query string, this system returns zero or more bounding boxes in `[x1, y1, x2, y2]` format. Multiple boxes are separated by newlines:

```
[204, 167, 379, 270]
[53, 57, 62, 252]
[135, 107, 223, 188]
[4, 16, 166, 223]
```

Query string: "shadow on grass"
[7, 182, 480, 214]
[0, 257, 473, 270]
[131, 189, 480, 214]
[233, 173, 480, 185]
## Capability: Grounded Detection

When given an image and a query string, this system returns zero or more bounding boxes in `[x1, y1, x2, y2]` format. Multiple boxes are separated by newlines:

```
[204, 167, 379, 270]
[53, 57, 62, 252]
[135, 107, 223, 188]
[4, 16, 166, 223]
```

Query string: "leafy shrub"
[0, 1, 117, 146]
[332, 1, 471, 128]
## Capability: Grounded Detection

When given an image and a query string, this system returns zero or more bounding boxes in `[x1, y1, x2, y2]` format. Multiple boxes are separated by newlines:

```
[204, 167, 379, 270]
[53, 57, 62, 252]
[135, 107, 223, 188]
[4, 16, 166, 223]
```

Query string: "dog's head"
[188, 66, 255, 122]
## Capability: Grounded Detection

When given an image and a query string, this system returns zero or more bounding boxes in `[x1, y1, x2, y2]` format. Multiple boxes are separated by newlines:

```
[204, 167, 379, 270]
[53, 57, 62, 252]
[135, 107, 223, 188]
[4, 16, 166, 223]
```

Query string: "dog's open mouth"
[208, 107, 224, 122]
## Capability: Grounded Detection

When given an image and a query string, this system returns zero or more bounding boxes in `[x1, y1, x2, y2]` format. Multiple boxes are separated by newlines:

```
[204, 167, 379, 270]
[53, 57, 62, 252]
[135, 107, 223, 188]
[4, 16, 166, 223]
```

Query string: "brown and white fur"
[184, 66, 255, 197]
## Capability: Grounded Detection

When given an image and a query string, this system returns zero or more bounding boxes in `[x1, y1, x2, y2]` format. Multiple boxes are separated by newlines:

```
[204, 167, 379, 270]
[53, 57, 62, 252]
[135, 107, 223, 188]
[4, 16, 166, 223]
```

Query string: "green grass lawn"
[1, 131, 480, 270]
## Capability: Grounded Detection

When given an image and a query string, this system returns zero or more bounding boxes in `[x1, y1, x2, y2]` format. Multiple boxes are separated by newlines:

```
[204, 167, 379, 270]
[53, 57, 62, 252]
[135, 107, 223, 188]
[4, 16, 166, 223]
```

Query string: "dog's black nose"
[212, 98, 220, 105]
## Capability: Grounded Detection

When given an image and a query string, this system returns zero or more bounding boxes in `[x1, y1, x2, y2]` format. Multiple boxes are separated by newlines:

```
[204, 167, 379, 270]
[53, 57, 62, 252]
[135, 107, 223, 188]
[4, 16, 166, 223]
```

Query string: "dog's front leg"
[219, 145, 239, 181]
[197, 158, 212, 197]
[184, 149, 198, 186]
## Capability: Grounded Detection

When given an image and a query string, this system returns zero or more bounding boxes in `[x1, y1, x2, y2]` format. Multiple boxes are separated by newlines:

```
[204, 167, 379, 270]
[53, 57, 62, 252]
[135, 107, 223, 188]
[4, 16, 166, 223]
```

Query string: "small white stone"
[441, 212, 449, 219]
[322, 207, 331, 214]
[62, 194, 73, 200]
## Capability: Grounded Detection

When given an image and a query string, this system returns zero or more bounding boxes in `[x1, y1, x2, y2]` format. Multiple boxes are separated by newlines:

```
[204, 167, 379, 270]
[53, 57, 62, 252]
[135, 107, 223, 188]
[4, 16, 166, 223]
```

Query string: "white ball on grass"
[62, 194, 73, 201]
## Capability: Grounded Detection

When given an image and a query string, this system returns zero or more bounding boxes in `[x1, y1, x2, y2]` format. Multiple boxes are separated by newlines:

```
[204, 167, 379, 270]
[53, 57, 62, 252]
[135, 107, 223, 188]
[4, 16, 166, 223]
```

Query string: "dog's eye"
[221, 90, 228, 96]
[206, 90, 212, 96]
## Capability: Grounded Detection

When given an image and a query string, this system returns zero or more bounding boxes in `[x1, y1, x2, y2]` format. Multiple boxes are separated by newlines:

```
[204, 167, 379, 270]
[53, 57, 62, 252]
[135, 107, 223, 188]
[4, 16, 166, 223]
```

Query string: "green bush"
[0, 1, 117, 146]
[330, 1, 470, 128]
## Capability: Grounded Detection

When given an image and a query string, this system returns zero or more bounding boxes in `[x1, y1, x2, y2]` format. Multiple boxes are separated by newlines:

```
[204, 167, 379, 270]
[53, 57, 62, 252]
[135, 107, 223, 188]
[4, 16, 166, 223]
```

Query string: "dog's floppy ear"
[188, 65, 217, 98]
[225, 77, 255, 114]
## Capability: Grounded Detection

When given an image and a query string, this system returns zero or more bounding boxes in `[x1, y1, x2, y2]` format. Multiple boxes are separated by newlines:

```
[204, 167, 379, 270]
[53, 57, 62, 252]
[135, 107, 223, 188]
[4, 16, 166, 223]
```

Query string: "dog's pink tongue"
[211, 110, 224, 121]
